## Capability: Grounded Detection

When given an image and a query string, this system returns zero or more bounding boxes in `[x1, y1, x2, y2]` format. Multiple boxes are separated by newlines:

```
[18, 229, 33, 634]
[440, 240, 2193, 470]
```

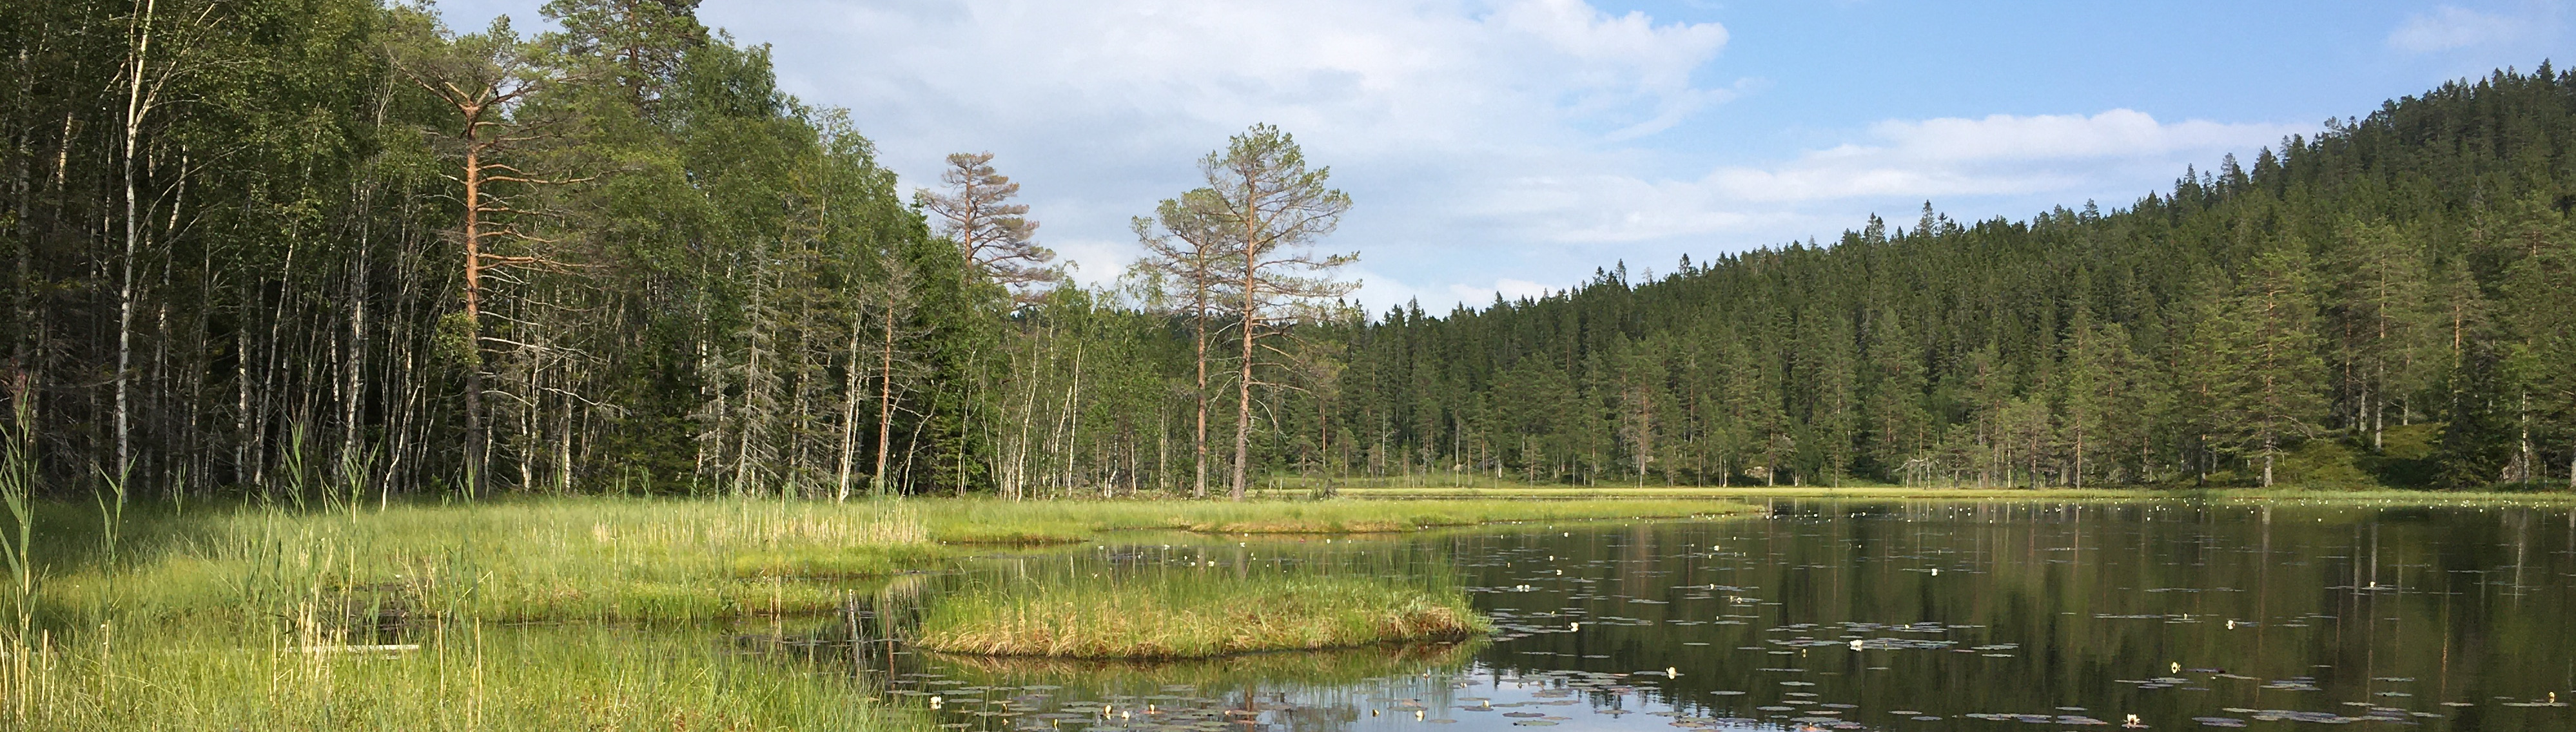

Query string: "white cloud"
[1415, 108, 2296, 260]
[1043, 237, 1135, 288]
[703, 0, 1736, 310]
[1695, 110, 2301, 203]
[2388, 6, 2526, 52]
[439, 1, 2311, 313]
[1447, 278, 1557, 303]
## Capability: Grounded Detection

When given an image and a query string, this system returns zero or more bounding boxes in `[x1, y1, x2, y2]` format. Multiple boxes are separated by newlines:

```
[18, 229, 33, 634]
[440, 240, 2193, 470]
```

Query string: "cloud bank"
[424, 1, 2316, 312]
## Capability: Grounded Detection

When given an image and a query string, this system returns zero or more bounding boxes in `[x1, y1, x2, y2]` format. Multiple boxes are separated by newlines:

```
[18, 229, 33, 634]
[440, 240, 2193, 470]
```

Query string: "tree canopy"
[3, 0, 2570, 499]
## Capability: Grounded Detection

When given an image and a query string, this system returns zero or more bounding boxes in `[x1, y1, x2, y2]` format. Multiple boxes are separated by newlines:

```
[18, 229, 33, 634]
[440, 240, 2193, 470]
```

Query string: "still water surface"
[815, 501, 2576, 731]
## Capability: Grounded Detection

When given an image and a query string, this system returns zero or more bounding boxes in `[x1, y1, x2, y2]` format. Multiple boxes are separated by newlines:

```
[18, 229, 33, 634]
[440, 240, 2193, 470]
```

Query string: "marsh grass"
[2, 493, 1724, 727]
[41, 497, 937, 625]
[17, 619, 917, 731]
[919, 497, 1756, 543]
[914, 570, 1490, 659]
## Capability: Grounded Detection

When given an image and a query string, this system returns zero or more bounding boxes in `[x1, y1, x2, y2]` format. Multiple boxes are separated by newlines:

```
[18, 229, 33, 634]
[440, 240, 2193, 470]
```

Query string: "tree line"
[4, 0, 2570, 502]
[5, 0, 998, 502]
[1309, 66, 2576, 491]
[1064, 64, 2576, 494]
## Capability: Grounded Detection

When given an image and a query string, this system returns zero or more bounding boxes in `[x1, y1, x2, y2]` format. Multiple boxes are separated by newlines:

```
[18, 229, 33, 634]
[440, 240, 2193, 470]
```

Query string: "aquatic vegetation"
[932, 639, 1481, 689]
[915, 572, 1490, 658]
[920, 497, 1757, 543]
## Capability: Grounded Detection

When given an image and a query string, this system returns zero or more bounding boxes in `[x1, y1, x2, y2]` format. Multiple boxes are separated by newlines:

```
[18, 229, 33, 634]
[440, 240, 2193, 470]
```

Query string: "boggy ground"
[0, 494, 1751, 728]
[24, 495, 1751, 624]
[914, 572, 1491, 658]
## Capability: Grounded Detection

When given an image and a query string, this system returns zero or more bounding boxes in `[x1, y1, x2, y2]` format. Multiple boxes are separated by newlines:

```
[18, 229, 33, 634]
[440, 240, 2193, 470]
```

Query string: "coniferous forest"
[6, 0, 2575, 505]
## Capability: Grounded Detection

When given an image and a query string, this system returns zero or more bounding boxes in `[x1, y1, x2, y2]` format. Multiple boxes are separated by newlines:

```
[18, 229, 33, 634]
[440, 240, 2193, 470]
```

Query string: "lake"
[806, 501, 2576, 731]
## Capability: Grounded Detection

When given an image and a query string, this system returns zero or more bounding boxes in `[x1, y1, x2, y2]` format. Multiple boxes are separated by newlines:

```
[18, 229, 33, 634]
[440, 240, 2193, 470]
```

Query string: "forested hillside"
[4, 0, 2570, 501]
[1316, 66, 2576, 490]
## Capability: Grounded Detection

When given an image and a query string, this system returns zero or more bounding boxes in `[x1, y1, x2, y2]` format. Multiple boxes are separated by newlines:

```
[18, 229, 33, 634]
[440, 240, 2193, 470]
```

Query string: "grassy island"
[915, 573, 1489, 658]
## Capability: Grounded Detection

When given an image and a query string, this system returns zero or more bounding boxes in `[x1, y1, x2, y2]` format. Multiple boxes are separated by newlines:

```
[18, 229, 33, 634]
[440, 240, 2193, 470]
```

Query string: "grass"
[41, 497, 939, 624]
[0, 492, 1736, 726]
[14, 619, 917, 731]
[15, 494, 1751, 625]
[917, 496, 1758, 543]
[913, 571, 1490, 659]
[8, 481, 2562, 728]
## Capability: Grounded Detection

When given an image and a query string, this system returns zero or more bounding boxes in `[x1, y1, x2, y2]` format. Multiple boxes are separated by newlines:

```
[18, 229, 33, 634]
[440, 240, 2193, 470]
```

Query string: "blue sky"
[434, 0, 2571, 312]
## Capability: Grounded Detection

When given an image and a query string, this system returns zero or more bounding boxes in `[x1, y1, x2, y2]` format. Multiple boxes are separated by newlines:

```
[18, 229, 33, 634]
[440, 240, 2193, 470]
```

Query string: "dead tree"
[921, 152, 1060, 301]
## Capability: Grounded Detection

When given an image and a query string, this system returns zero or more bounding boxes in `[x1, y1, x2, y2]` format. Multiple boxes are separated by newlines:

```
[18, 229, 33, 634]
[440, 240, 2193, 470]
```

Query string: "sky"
[432, 0, 2572, 313]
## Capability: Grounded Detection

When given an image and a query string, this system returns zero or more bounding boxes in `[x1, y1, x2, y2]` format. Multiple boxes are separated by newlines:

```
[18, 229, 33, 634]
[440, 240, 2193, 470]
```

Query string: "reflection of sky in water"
[886, 503, 2576, 732]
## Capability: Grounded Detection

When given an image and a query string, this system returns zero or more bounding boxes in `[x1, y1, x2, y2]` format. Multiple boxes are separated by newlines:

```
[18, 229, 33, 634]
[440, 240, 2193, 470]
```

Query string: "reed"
[15, 619, 919, 731]
[0, 398, 35, 723]
[43, 497, 938, 624]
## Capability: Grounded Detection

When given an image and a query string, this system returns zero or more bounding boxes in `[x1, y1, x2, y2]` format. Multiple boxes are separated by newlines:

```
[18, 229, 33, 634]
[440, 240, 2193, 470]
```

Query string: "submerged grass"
[933, 638, 1483, 689]
[914, 572, 1490, 658]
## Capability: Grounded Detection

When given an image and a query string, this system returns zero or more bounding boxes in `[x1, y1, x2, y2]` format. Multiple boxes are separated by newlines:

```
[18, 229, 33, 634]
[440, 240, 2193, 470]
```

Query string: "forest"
[5, 0, 2573, 505]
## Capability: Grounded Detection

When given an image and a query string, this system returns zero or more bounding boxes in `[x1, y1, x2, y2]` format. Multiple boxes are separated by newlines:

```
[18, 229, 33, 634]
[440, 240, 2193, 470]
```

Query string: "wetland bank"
[11, 496, 2576, 731]
[10, 0, 2576, 728]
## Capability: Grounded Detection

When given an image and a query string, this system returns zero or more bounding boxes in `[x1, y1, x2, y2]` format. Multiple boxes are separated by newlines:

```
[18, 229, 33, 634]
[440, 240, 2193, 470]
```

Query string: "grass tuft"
[914, 573, 1489, 659]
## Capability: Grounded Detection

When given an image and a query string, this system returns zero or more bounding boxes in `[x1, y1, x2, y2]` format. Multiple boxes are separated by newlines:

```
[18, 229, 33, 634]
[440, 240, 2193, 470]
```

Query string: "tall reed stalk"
[1, 390, 38, 722]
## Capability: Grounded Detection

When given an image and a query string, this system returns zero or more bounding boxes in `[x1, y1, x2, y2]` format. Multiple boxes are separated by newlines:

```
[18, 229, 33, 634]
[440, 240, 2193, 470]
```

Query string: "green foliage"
[1308, 66, 2576, 492]
[6, 0, 2572, 513]
[2274, 439, 2376, 488]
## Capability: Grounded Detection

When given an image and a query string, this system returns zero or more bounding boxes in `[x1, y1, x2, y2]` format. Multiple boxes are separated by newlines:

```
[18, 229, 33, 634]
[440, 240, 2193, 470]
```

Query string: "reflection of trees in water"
[735, 507, 2573, 731]
[1450, 502, 2576, 726]
[737, 554, 1487, 732]
[730, 573, 933, 693]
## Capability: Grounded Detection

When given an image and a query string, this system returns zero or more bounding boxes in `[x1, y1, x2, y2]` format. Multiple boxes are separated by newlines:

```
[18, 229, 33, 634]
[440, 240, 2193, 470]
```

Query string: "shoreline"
[1291, 486, 2576, 503]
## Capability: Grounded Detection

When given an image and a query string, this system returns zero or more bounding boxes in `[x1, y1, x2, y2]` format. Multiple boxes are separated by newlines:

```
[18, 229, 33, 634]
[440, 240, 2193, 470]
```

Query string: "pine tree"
[921, 152, 1059, 300]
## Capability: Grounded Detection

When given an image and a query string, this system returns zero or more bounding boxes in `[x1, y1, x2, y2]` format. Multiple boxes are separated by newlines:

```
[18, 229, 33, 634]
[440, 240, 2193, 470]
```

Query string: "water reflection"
[785, 502, 2576, 732]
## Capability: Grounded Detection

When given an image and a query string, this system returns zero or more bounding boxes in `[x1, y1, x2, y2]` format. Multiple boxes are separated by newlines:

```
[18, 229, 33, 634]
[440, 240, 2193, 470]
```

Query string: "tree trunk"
[835, 314, 862, 501]
[872, 310, 895, 497]
[461, 139, 487, 499]
[115, 0, 159, 485]
[2072, 426, 2085, 489]
[1232, 261, 1257, 502]
[1193, 310, 1207, 499]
